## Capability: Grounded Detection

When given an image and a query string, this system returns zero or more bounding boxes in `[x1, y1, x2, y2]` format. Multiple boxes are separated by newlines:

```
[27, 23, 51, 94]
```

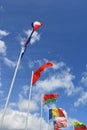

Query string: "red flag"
[32, 21, 43, 31]
[32, 61, 53, 85]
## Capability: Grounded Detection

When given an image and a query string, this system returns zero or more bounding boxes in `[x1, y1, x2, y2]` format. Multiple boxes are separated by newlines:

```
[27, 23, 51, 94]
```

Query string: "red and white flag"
[54, 118, 67, 129]
[32, 21, 43, 31]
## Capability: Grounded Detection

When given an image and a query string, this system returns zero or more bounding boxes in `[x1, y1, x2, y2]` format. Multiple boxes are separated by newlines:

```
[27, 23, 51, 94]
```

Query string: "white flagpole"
[48, 108, 49, 130]
[0, 47, 23, 129]
[40, 94, 43, 130]
[25, 71, 33, 130]
[0, 28, 34, 129]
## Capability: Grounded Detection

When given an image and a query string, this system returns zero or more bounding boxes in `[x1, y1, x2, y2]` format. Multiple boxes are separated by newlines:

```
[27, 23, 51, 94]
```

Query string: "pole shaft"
[48, 108, 49, 130]
[0, 48, 23, 129]
[40, 94, 43, 130]
[25, 71, 33, 130]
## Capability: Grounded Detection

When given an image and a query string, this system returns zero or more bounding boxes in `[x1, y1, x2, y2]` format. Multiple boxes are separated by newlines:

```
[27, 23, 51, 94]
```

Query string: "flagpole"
[0, 29, 35, 129]
[25, 71, 33, 130]
[48, 108, 49, 130]
[40, 94, 43, 130]
[0, 48, 23, 129]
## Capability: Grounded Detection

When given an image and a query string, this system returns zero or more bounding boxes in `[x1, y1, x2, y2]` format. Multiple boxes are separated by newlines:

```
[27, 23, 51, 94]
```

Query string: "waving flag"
[21, 21, 43, 58]
[74, 121, 87, 130]
[54, 118, 67, 128]
[0, 21, 43, 129]
[32, 21, 43, 31]
[49, 108, 65, 120]
[32, 61, 53, 85]
[43, 94, 59, 105]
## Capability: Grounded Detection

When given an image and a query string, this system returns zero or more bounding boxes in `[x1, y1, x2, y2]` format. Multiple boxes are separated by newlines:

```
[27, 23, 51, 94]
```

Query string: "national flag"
[49, 108, 65, 120]
[32, 61, 53, 85]
[43, 94, 59, 105]
[21, 21, 43, 58]
[74, 121, 87, 130]
[54, 118, 67, 128]
[32, 21, 43, 31]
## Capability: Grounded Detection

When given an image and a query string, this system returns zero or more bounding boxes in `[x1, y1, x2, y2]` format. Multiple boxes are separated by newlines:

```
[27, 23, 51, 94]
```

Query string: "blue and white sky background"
[0, 0, 87, 130]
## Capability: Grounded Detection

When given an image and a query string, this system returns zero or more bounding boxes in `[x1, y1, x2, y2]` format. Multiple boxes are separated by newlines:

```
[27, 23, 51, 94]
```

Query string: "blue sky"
[0, 0, 87, 130]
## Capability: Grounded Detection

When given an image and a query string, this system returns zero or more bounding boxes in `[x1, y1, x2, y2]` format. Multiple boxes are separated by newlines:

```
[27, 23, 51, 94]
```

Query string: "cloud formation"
[74, 92, 87, 107]
[3, 57, 16, 68]
[0, 40, 7, 56]
[0, 59, 87, 130]
[20, 29, 40, 46]
[0, 30, 9, 39]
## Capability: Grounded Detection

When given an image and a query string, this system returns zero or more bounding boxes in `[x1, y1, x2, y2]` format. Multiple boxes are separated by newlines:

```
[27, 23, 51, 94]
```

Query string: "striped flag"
[49, 108, 65, 120]
[21, 21, 43, 58]
[43, 94, 59, 105]
[74, 121, 87, 130]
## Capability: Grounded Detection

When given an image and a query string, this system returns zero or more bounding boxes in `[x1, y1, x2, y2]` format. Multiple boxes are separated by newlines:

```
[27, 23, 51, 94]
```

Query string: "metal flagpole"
[0, 29, 34, 129]
[40, 94, 43, 130]
[0, 48, 23, 129]
[48, 108, 49, 130]
[25, 71, 33, 130]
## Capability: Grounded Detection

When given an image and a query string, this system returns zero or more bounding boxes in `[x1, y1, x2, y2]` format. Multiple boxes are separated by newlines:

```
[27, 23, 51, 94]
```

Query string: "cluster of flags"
[16, 21, 87, 130]
[30, 59, 67, 129]
[42, 92, 87, 130]
[1, 21, 87, 130]
[42, 93, 67, 130]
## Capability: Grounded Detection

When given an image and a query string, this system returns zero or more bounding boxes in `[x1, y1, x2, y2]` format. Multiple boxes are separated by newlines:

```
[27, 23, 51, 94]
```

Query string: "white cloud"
[0, 106, 77, 130]
[0, 40, 7, 56]
[52, 61, 66, 70]
[80, 64, 87, 86]
[28, 59, 42, 68]
[3, 57, 16, 68]
[74, 92, 87, 107]
[19, 29, 40, 46]
[0, 30, 9, 39]
[21, 85, 29, 96]
[0, 108, 48, 130]
[0, 108, 26, 130]
[19, 37, 26, 46]
[35, 70, 75, 96]
[81, 72, 87, 86]
[25, 29, 40, 44]
[0, 69, 2, 88]
[17, 95, 39, 112]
